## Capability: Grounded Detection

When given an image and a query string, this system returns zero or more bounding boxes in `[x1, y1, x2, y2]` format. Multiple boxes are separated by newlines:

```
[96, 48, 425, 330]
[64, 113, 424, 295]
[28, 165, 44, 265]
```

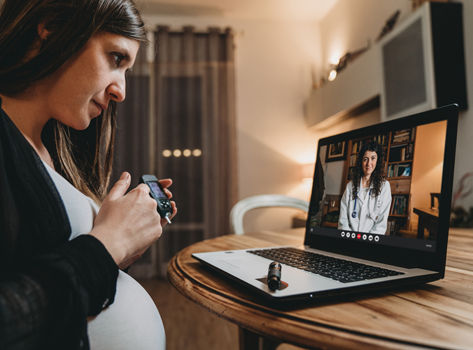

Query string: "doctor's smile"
[362, 151, 378, 180]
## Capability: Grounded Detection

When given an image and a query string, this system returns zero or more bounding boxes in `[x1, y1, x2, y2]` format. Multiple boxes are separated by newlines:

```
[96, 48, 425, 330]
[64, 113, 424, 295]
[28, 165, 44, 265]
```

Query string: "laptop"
[193, 104, 458, 302]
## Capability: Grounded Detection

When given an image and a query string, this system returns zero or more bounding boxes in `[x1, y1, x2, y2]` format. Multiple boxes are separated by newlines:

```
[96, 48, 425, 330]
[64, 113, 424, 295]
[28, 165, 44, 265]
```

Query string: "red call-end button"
[357, 234, 361, 239]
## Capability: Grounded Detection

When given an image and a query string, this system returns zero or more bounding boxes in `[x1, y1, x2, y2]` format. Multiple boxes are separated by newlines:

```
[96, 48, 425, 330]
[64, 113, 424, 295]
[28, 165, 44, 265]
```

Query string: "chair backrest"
[230, 194, 309, 235]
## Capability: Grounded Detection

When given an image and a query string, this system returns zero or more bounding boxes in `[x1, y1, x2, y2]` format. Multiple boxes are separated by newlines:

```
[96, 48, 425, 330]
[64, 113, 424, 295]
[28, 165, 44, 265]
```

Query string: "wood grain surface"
[167, 228, 473, 349]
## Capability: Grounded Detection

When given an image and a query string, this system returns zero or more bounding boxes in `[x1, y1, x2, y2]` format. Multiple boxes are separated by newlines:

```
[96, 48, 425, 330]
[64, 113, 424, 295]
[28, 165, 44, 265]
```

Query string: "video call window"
[309, 120, 447, 240]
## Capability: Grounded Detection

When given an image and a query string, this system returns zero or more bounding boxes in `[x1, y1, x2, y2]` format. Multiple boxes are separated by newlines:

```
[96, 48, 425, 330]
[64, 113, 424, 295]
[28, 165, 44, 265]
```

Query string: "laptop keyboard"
[248, 247, 404, 283]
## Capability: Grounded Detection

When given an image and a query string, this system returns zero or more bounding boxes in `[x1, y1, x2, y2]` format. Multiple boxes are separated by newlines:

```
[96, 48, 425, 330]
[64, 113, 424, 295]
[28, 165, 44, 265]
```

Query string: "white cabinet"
[305, 2, 466, 128]
[305, 46, 381, 129]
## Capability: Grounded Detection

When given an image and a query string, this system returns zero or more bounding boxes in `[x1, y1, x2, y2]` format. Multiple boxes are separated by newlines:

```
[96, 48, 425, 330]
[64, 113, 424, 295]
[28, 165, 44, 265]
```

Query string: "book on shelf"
[400, 166, 411, 176]
[388, 163, 412, 177]
[373, 134, 387, 146]
[386, 220, 395, 235]
[352, 141, 360, 154]
[410, 127, 416, 142]
[392, 129, 412, 144]
[352, 134, 387, 156]
[349, 154, 357, 166]
[389, 145, 413, 162]
[391, 195, 408, 216]
[386, 219, 403, 235]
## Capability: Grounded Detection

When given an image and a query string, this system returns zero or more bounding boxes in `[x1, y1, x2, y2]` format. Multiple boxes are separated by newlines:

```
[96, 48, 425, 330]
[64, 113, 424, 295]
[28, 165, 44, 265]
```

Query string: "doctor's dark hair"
[352, 140, 386, 198]
[0, 0, 146, 202]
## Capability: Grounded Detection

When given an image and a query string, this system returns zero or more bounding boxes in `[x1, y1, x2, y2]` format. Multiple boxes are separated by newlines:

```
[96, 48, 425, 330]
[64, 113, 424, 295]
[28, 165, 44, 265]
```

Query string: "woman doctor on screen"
[338, 141, 391, 234]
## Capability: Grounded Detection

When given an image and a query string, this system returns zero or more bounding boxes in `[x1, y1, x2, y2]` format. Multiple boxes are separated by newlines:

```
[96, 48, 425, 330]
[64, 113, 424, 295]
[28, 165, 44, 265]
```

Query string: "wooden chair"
[230, 194, 309, 235]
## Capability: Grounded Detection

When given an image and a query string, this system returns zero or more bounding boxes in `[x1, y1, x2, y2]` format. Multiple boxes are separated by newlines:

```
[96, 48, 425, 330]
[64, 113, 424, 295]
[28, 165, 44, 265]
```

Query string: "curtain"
[153, 26, 238, 277]
[113, 26, 237, 278]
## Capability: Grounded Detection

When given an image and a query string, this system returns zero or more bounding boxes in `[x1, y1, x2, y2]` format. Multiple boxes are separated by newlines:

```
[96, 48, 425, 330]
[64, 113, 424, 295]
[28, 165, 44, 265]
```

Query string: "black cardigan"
[0, 99, 119, 349]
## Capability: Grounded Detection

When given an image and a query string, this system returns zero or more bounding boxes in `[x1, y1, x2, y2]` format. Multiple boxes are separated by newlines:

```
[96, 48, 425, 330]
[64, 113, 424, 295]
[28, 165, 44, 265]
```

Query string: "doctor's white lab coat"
[338, 180, 392, 234]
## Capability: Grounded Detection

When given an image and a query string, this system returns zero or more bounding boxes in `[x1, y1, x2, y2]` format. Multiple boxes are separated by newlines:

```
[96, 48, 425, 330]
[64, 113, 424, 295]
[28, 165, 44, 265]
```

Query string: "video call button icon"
[351, 233, 356, 239]
[362, 234, 367, 240]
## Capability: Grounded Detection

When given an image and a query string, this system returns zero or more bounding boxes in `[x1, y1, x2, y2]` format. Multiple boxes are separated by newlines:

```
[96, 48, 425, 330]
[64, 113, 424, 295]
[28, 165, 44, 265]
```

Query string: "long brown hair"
[0, 0, 147, 202]
[352, 141, 386, 199]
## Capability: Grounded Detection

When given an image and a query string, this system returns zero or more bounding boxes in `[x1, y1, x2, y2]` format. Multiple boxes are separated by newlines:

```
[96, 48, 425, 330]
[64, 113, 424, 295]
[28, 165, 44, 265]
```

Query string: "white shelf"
[305, 46, 382, 129]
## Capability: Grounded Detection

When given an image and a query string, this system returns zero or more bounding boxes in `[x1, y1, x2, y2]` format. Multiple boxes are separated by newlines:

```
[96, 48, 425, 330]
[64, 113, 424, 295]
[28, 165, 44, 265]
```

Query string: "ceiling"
[135, 0, 339, 21]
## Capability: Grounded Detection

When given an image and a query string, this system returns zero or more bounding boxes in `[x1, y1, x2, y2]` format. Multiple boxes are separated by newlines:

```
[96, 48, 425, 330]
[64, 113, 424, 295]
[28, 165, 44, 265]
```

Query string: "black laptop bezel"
[304, 104, 458, 273]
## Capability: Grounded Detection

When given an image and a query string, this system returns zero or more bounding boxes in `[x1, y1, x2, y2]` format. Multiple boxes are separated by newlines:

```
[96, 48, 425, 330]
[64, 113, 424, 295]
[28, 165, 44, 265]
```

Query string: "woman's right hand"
[90, 172, 163, 268]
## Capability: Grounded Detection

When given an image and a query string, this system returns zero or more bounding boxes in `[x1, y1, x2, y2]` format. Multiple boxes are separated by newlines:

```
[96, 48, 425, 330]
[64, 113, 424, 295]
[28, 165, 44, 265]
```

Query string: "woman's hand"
[158, 178, 177, 227]
[90, 172, 170, 269]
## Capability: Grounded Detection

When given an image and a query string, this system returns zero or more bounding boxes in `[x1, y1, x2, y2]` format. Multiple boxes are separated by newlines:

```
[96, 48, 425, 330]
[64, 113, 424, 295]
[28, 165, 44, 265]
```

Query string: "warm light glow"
[328, 45, 344, 66]
[328, 69, 337, 81]
[301, 163, 314, 180]
[163, 148, 204, 158]
[288, 182, 312, 202]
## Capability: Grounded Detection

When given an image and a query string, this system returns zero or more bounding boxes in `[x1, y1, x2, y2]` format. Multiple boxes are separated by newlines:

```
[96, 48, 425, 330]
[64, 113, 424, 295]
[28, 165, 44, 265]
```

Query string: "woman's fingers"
[158, 178, 172, 188]
[158, 178, 173, 198]
[170, 201, 177, 218]
[105, 172, 131, 202]
[92, 176, 176, 267]
[160, 201, 177, 227]
[91, 179, 162, 266]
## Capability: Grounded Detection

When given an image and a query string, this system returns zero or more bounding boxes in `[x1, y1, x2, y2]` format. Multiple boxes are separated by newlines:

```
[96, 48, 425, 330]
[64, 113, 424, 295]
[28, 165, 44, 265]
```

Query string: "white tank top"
[42, 161, 165, 350]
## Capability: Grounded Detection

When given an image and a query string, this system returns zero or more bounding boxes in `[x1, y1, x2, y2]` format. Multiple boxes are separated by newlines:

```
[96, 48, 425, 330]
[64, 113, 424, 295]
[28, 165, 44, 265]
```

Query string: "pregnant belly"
[88, 271, 165, 350]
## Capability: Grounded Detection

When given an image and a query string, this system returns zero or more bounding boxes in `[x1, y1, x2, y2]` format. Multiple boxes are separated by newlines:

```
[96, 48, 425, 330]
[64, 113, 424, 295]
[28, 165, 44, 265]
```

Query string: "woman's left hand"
[158, 178, 177, 227]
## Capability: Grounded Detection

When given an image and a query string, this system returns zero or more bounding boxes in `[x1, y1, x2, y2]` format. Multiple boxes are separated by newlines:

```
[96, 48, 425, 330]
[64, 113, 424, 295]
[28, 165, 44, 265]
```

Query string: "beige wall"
[320, 0, 411, 69]
[410, 121, 446, 229]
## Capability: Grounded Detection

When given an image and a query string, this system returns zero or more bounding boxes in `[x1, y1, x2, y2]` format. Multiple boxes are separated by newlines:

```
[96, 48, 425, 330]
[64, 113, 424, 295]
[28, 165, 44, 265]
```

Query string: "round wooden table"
[167, 228, 473, 349]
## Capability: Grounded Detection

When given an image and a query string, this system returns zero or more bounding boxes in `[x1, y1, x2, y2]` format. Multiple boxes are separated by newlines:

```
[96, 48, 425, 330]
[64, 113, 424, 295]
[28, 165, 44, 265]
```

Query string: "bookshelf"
[386, 127, 416, 235]
[341, 127, 416, 235]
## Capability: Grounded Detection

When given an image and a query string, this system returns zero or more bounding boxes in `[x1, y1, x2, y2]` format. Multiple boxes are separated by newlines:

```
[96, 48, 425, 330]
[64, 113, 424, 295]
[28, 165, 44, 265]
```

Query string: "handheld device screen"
[149, 182, 166, 199]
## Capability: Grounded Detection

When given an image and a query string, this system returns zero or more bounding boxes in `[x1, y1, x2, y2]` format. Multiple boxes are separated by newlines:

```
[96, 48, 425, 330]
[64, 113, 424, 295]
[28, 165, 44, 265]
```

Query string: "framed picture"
[326, 141, 347, 162]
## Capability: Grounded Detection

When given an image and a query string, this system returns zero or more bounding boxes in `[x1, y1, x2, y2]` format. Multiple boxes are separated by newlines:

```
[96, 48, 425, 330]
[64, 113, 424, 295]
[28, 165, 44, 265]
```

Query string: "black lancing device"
[140, 174, 173, 224]
[267, 261, 282, 291]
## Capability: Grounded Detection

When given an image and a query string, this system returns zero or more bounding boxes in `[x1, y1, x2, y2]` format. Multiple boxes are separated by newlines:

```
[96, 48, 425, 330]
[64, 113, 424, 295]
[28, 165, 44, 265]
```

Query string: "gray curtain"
[113, 27, 237, 278]
[153, 26, 238, 277]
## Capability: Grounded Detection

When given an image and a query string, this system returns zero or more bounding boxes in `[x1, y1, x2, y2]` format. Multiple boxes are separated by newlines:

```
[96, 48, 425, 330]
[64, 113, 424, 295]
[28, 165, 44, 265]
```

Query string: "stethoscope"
[351, 189, 375, 218]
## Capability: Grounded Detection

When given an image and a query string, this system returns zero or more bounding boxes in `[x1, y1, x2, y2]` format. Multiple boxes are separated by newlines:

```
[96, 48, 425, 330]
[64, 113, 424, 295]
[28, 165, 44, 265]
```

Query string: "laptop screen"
[305, 105, 458, 265]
